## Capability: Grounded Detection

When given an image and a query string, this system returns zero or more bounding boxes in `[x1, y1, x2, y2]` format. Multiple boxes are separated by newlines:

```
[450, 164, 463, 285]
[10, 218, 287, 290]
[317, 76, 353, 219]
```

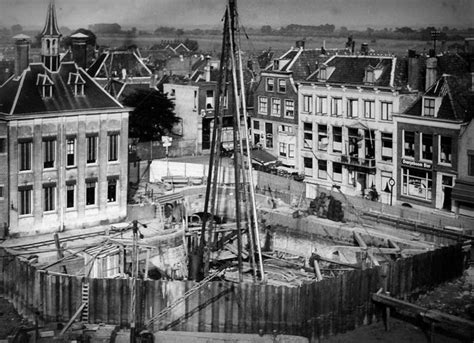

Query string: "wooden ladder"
[81, 282, 89, 322]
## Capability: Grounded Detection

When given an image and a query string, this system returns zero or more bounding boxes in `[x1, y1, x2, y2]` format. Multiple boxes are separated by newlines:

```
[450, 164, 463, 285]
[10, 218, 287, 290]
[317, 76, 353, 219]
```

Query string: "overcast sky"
[1, 0, 472, 30]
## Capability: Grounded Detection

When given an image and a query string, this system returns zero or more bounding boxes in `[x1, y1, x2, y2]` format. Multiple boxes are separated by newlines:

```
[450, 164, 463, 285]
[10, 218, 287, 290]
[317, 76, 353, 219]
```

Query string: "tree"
[123, 89, 179, 142]
[261, 25, 272, 35]
[11, 24, 23, 34]
[184, 38, 199, 51]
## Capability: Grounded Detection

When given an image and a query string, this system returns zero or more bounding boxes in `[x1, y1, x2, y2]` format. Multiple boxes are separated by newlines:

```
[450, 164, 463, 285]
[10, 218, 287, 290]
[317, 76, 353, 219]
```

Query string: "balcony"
[340, 155, 376, 172]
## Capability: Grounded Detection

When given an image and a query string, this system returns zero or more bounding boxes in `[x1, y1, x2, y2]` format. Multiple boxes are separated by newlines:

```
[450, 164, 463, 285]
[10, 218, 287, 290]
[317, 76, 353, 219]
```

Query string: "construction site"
[1, 0, 474, 342]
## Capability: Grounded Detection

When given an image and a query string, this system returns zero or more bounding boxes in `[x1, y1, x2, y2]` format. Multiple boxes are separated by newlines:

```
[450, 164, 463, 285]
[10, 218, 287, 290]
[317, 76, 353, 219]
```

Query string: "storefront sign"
[402, 159, 432, 169]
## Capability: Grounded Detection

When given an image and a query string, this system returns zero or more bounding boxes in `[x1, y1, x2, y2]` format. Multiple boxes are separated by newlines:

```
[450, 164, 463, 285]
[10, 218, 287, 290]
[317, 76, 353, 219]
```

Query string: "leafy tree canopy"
[11, 24, 23, 34]
[123, 89, 179, 142]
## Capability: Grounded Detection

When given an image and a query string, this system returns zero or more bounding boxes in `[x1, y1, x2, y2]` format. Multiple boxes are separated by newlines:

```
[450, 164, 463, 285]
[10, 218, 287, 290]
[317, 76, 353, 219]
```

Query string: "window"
[347, 99, 358, 118]
[333, 162, 342, 182]
[348, 128, 360, 157]
[258, 97, 268, 114]
[86, 181, 96, 206]
[381, 133, 393, 162]
[421, 133, 433, 161]
[381, 102, 393, 121]
[66, 138, 75, 166]
[43, 184, 56, 212]
[253, 120, 260, 130]
[19, 141, 32, 171]
[303, 122, 312, 149]
[87, 135, 98, 164]
[206, 90, 214, 109]
[284, 100, 294, 117]
[318, 160, 327, 179]
[266, 78, 274, 92]
[469, 154, 474, 176]
[279, 142, 287, 157]
[0, 185, 3, 199]
[271, 98, 281, 116]
[317, 96, 328, 115]
[333, 126, 342, 153]
[66, 184, 75, 208]
[319, 67, 327, 81]
[0, 138, 6, 153]
[423, 98, 435, 117]
[302, 95, 312, 113]
[68, 72, 85, 96]
[107, 179, 117, 202]
[288, 144, 295, 158]
[278, 125, 293, 134]
[365, 130, 375, 159]
[403, 131, 415, 158]
[402, 168, 432, 201]
[331, 97, 342, 116]
[365, 69, 374, 84]
[43, 138, 56, 169]
[19, 187, 32, 215]
[318, 124, 328, 151]
[303, 157, 313, 176]
[265, 122, 273, 148]
[108, 133, 119, 162]
[439, 136, 452, 165]
[278, 79, 286, 93]
[193, 90, 197, 109]
[363, 100, 375, 119]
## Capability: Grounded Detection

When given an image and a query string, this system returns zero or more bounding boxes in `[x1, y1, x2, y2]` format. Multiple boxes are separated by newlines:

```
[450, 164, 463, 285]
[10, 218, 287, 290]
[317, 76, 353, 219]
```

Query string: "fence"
[0, 243, 466, 341]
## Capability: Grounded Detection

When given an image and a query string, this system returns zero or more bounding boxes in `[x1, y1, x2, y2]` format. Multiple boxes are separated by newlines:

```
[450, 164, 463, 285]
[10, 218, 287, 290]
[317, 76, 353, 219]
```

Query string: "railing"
[340, 155, 376, 168]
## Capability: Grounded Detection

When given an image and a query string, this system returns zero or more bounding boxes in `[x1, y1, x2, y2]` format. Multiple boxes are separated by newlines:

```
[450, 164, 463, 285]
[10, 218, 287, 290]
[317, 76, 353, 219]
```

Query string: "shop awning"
[451, 179, 474, 204]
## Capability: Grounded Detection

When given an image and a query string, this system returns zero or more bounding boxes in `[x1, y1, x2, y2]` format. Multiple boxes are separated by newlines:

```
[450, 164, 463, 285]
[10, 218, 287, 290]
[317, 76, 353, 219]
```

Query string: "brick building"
[0, 1, 129, 236]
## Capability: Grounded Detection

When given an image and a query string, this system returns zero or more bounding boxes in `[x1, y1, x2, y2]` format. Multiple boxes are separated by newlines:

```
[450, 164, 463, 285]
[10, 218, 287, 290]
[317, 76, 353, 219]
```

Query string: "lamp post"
[388, 177, 396, 206]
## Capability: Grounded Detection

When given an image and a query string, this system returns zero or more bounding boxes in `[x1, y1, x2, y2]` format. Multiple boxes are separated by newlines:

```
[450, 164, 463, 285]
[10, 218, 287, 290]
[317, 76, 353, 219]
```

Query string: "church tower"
[41, 0, 62, 71]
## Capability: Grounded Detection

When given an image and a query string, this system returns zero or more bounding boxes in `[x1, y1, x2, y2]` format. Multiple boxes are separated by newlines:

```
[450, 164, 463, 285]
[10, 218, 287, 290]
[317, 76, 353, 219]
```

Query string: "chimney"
[71, 32, 88, 69]
[13, 34, 30, 77]
[204, 55, 211, 82]
[296, 40, 305, 49]
[425, 56, 438, 90]
[407, 49, 420, 91]
[361, 43, 369, 55]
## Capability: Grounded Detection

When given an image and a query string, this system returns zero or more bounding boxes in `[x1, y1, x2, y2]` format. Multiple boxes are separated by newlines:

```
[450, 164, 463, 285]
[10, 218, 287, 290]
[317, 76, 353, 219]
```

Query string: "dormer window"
[423, 97, 436, 117]
[67, 72, 86, 96]
[36, 73, 54, 98]
[319, 66, 327, 81]
[364, 67, 375, 84]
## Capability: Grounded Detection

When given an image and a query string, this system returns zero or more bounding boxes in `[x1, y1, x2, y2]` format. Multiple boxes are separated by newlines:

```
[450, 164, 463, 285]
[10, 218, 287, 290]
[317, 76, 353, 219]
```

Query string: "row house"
[0, 1, 129, 236]
[397, 72, 474, 215]
[252, 41, 323, 168]
[298, 55, 417, 203]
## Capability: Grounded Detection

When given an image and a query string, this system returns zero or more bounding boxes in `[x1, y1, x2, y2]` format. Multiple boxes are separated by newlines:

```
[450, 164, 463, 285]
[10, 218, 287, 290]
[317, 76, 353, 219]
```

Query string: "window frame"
[423, 97, 435, 117]
[318, 159, 327, 180]
[278, 79, 286, 93]
[66, 183, 75, 209]
[86, 134, 98, 164]
[347, 98, 359, 118]
[317, 96, 328, 115]
[108, 133, 119, 162]
[303, 122, 313, 149]
[284, 99, 295, 117]
[86, 180, 97, 206]
[439, 136, 452, 165]
[43, 184, 56, 212]
[271, 98, 281, 116]
[19, 187, 32, 215]
[302, 95, 313, 114]
[107, 178, 118, 203]
[381, 101, 393, 121]
[403, 130, 415, 158]
[333, 126, 342, 153]
[258, 96, 268, 115]
[331, 97, 343, 117]
[381, 132, 393, 162]
[66, 137, 76, 167]
[420, 133, 433, 162]
[19, 140, 32, 171]
[266, 77, 274, 92]
[363, 100, 375, 119]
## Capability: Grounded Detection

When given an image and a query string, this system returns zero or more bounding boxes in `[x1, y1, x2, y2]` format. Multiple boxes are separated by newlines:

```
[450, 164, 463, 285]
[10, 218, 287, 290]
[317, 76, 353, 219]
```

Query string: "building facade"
[252, 41, 323, 168]
[397, 73, 474, 214]
[0, 1, 129, 236]
[298, 55, 417, 203]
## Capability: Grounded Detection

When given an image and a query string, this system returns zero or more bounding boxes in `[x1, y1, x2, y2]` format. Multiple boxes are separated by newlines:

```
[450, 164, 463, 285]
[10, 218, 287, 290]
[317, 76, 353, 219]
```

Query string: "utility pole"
[130, 220, 138, 343]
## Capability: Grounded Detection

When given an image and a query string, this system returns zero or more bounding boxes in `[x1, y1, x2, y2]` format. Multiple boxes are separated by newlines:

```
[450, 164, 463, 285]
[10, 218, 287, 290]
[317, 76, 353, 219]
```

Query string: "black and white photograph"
[0, 0, 473, 342]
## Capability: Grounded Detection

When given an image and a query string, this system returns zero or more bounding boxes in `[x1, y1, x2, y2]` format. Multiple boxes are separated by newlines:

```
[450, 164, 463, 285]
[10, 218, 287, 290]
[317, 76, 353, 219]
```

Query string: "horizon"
[0, 0, 472, 33]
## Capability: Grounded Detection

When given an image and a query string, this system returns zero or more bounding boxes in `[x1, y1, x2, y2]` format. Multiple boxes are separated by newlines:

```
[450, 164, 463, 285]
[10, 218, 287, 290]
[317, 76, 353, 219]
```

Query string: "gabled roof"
[41, 0, 61, 37]
[404, 74, 474, 122]
[87, 49, 152, 79]
[0, 62, 123, 116]
[306, 55, 399, 88]
[264, 47, 329, 81]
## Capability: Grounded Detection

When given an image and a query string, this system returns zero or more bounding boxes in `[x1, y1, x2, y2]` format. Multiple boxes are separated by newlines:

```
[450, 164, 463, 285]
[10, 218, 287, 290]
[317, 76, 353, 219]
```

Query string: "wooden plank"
[372, 292, 474, 340]
[59, 303, 86, 336]
[313, 260, 323, 281]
